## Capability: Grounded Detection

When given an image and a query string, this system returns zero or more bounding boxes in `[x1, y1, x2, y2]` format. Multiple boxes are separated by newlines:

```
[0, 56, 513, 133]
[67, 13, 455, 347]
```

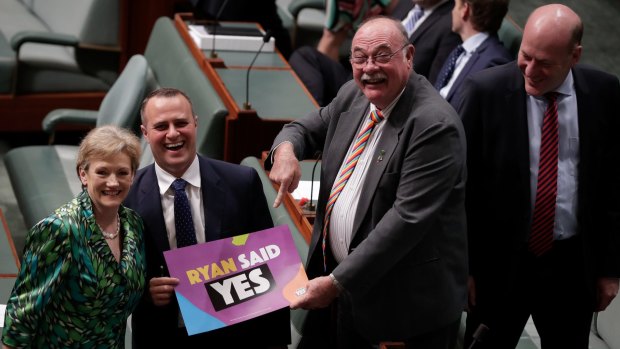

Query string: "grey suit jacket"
[267, 73, 468, 341]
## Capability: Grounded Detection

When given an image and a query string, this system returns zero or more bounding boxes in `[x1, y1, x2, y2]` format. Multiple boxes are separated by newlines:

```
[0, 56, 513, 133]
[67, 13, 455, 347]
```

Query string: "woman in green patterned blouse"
[2, 125, 146, 348]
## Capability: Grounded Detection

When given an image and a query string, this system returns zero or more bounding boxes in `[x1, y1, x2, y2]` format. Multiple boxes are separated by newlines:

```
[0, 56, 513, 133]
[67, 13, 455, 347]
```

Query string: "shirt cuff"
[329, 273, 344, 293]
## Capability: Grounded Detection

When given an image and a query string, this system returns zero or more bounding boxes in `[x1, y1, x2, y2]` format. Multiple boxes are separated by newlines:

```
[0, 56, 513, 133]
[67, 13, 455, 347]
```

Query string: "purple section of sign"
[164, 225, 305, 334]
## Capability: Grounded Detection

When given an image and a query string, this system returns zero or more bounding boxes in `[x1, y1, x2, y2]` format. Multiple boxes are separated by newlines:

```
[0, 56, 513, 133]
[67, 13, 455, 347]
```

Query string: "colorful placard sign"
[163, 225, 308, 335]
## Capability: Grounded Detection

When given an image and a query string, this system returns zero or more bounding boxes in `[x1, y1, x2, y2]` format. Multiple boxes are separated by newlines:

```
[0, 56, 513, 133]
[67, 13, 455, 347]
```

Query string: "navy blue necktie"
[435, 45, 465, 90]
[172, 178, 197, 248]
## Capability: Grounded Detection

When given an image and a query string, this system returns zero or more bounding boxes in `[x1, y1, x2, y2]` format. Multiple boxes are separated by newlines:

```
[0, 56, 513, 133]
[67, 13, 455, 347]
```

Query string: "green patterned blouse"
[2, 190, 146, 348]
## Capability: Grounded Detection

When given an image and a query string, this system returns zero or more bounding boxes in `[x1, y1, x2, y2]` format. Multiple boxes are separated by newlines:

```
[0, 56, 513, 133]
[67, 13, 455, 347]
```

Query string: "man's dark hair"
[468, 0, 509, 34]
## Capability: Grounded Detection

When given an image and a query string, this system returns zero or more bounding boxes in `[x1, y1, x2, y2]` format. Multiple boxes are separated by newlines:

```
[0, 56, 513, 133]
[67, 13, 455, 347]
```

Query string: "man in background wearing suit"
[124, 88, 290, 348]
[435, 0, 512, 109]
[460, 4, 620, 348]
[290, 0, 461, 106]
[268, 16, 467, 348]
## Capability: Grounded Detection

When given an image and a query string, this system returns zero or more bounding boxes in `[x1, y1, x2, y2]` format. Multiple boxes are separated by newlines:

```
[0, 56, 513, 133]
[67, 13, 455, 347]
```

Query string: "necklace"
[97, 213, 120, 240]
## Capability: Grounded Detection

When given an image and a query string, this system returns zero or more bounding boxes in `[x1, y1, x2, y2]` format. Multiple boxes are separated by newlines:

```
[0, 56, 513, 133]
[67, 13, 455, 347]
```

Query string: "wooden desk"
[174, 13, 319, 164]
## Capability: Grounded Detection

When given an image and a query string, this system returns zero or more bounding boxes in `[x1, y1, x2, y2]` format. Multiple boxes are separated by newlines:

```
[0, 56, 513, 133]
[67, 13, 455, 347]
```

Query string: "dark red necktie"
[529, 92, 559, 256]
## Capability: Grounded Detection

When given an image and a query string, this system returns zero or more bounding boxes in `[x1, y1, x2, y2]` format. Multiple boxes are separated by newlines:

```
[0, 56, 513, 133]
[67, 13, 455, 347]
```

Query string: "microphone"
[305, 152, 322, 212]
[243, 30, 273, 110]
[467, 323, 489, 349]
[209, 0, 231, 58]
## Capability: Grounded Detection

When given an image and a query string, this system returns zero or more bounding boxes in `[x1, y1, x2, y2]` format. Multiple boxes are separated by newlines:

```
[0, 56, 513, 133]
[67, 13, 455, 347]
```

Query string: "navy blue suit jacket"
[393, 0, 462, 84]
[124, 155, 290, 347]
[446, 35, 512, 110]
[460, 62, 620, 325]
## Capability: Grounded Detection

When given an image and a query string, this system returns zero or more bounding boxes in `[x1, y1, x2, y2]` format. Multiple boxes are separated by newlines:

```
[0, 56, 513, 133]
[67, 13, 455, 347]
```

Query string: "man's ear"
[140, 124, 148, 140]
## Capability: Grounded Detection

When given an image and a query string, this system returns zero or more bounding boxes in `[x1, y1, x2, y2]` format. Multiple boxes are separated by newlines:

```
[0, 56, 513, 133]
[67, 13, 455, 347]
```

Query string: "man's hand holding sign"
[163, 225, 308, 335]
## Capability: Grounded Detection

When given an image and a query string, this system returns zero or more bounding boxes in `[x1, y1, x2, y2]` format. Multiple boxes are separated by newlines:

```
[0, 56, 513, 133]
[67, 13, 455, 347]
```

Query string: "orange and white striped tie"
[322, 108, 385, 271]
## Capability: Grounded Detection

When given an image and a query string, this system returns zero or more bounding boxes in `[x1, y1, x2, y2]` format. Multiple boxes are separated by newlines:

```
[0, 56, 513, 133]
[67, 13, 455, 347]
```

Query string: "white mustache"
[361, 72, 387, 82]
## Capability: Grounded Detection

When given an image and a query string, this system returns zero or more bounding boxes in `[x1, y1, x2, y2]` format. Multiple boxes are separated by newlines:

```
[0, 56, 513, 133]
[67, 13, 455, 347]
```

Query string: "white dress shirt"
[439, 32, 489, 98]
[155, 155, 206, 249]
[329, 89, 405, 263]
[526, 71, 579, 240]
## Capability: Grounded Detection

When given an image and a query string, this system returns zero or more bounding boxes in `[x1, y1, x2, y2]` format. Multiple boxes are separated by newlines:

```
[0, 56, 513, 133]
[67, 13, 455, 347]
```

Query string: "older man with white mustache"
[267, 15, 468, 349]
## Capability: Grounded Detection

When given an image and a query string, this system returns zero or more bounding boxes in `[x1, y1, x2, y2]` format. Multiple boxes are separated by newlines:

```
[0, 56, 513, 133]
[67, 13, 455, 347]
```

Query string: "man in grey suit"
[267, 16, 467, 348]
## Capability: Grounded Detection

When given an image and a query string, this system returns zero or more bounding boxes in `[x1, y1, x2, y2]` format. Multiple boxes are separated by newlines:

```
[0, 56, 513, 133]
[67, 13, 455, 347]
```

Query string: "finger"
[274, 182, 288, 208]
[150, 277, 179, 286]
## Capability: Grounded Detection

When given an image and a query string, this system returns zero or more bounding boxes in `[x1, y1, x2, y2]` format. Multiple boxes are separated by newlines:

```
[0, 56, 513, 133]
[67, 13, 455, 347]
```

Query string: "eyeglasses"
[349, 44, 409, 67]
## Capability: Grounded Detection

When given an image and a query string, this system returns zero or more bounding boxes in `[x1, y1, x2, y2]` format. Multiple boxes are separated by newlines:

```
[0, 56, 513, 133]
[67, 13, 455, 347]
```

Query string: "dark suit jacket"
[267, 73, 468, 342]
[393, 0, 462, 84]
[460, 62, 620, 323]
[445, 34, 512, 110]
[124, 155, 290, 348]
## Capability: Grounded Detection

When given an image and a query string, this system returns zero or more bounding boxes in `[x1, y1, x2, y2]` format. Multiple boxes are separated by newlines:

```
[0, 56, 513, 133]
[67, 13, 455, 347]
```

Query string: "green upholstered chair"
[4, 54, 150, 228]
[41, 54, 150, 143]
[590, 296, 620, 349]
[240, 156, 310, 348]
[0, 0, 121, 94]
[498, 16, 523, 59]
[5, 17, 230, 228]
[286, 0, 325, 48]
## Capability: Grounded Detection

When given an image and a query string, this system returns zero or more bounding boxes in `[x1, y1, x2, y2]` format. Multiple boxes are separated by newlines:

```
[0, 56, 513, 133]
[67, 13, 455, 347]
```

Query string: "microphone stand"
[305, 152, 322, 211]
[209, 0, 231, 58]
[244, 31, 272, 110]
[467, 324, 489, 349]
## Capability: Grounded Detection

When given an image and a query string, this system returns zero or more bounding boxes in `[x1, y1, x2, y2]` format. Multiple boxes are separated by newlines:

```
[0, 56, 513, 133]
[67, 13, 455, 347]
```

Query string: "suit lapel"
[446, 38, 491, 101]
[139, 166, 170, 253]
[409, 1, 449, 42]
[198, 156, 224, 241]
[323, 97, 370, 189]
[350, 78, 413, 240]
[572, 66, 591, 156]
[506, 67, 532, 210]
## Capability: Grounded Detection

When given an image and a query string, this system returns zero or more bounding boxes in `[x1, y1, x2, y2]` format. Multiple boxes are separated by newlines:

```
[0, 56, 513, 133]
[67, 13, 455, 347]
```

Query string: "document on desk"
[164, 225, 307, 335]
[291, 180, 321, 201]
[188, 24, 275, 52]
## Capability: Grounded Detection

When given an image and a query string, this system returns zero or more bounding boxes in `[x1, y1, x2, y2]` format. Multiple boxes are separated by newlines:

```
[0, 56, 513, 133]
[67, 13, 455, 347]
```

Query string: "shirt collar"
[371, 86, 406, 118]
[155, 155, 201, 195]
[462, 32, 489, 54]
[530, 70, 574, 101]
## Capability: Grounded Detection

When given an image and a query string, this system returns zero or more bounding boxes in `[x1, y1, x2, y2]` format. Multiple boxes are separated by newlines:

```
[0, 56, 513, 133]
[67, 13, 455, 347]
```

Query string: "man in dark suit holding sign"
[125, 88, 290, 348]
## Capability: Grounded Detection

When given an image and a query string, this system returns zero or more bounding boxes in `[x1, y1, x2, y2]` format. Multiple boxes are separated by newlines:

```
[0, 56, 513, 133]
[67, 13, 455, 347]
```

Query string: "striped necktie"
[528, 92, 560, 256]
[322, 108, 385, 271]
[404, 6, 424, 34]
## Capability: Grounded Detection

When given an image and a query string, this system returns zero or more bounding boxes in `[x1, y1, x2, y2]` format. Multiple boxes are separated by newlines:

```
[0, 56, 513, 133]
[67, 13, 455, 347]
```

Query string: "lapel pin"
[377, 150, 385, 162]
